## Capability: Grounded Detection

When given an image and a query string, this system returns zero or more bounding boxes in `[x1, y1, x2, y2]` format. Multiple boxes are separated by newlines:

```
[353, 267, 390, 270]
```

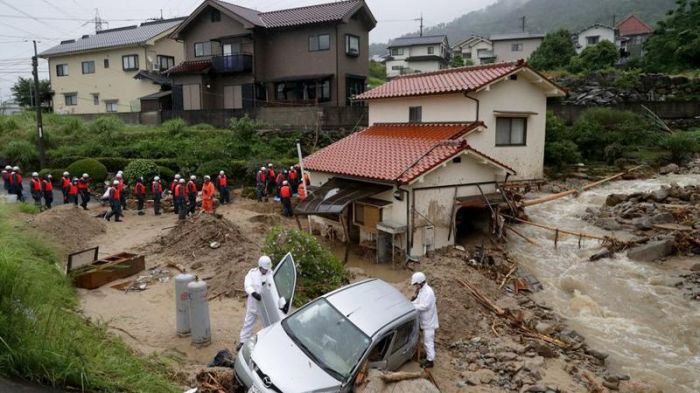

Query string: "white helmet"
[154, 176, 160, 181]
[258, 255, 272, 270]
[219, 170, 225, 175]
[13, 166, 19, 171]
[260, 166, 266, 171]
[4, 165, 10, 170]
[411, 272, 426, 285]
[82, 173, 89, 178]
[47, 174, 52, 178]
[115, 173, 122, 179]
[204, 175, 211, 180]
[117, 170, 123, 175]
[268, 163, 273, 167]
[175, 174, 181, 179]
[178, 179, 185, 184]
[113, 180, 119, 185]
[32, 172, 39, 177]
[63, 171, 69, 176]
[190, 175, 196, 180]
[283, 180, 289, 185]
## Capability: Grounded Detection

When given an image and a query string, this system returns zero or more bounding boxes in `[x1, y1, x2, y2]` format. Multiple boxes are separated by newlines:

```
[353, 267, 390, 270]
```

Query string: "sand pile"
[27, 205, 106, 255]
[157, 214, 262, 296]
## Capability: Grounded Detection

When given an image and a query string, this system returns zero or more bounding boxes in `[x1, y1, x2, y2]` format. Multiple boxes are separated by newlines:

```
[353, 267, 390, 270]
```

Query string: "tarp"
[294, 178, 391, 216]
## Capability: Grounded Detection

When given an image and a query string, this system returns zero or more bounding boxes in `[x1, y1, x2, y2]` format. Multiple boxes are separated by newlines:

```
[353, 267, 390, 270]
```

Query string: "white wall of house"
[457, 40, 493, 64]
[576, 26, 616, 53]
[386, 43, 448, 77]
[368, 72, 549, 180]
[492, 38, 542, 62]
[48, 35, 183, 114]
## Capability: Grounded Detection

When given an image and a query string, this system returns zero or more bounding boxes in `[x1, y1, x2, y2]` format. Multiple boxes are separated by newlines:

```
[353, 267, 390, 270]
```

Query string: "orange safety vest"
[134, 182, 145, 195]
[42, 179, 53, 192]
[218, 175, 227, 187]
[298, 184, 306, 200]
[280, 185, 291, 198]
[30, 178, 41, 192]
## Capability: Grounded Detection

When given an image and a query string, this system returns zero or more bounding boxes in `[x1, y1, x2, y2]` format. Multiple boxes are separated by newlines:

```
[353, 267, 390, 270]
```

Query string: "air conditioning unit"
[152, 64, 162, 72]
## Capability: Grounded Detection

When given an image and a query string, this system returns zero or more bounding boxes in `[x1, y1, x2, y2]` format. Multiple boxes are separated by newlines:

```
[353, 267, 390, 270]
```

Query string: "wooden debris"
[379, 371, 427, 383]
[166, 262, 186, 273]
[581, 370, 607, 393]
[505, 215, 610, 242]
[505, 225, 539, 245]
[653, 223, 694, 232]
[499, 264, 518, 289]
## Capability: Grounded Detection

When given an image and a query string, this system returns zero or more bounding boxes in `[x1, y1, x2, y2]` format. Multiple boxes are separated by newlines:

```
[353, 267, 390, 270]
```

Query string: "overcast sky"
[0, 0, 496, 102]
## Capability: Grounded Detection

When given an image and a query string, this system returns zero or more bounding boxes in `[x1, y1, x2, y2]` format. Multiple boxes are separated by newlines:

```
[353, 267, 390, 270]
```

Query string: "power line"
[0, 0, 67, 32]
[40, 0, 83, 20]
[0, 13, 147, 22]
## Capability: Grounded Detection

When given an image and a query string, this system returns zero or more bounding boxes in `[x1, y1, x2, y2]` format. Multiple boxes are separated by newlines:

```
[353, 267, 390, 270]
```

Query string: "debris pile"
[27, 205, 106, 254]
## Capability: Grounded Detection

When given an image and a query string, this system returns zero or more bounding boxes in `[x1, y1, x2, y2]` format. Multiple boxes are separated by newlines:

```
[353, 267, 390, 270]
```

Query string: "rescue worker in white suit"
[411, 272, 439, 368]
[237, 255, 274, 351]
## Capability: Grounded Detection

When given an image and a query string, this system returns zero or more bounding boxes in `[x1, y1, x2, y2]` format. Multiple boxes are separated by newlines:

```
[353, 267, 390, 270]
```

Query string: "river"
[507, 174, 700, 392]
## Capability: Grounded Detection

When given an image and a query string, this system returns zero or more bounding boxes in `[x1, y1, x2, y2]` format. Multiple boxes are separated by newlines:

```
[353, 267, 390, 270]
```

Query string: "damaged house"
[296, 60, 566, 259]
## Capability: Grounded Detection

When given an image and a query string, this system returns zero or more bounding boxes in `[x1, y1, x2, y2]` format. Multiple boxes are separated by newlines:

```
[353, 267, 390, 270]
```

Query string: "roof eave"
[39, 41, 153, 59]
[341, 0, 377, 30]
[169, 0, 257, 40]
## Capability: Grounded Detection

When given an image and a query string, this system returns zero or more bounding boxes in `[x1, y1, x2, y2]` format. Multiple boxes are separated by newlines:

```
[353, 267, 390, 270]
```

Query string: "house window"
[346, 76, 365, 104]
[122, 54, 139, 70]
[64, 93, 77, 106]
[194, 41, 213, 57]
[511, 43, 523, 52]
[391, 65, 403, 70]
[391, 47, 404, 56]
[104, 59, 109, 68]
[210, 9, 221, 22]
[320, 80, 331, 101]
[496, 117, 527, 146]
[157, 55, 175, 71]
[464, 52, 472, 59]
[409, 106, 422, 122]
[345, 34, 359, 56]
[81, 61, 95, 74]
[56, 64, 68, 76]
[105, 100, 118, 112]
[586, 36, 600, 45]
[427, 46, 434, 54]
[92, 93, 99, 105]
[309, 34, 330, 51]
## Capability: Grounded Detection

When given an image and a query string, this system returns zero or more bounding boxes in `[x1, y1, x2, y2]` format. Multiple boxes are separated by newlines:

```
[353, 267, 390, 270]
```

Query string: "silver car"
[234, 253, 419, 393]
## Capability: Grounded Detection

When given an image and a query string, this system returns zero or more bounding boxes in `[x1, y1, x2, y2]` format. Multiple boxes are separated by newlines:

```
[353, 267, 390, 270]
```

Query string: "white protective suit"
[239, 267, 273, 344]
[412, 283, 439, 362]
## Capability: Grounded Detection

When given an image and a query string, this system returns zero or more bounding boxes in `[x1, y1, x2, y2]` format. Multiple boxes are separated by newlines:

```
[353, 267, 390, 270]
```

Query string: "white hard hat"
[4, 165, 10, 170]
[268, 163, 273, 167]
[179, 179, 185, 183]
[13, 166, 19, 171]
[154, 176, 160, 181]
[117, 170, 123, 175]
[260, 167, 266, 171]
[113, 180, 119, 185]
[47, 174, 52, 178]
[411, 272, 426, 285]
[219, 170, 225, 175]
[115, 173, 122, 178]
[175, 174, 181, 179]
[32, 172, 39, 177]
[63, 171, 69, 176]
[82, 173, 89, 178]
[190, 175, 196, 180]
[204, 175, 211, 180]
[258, 255, 272, 270]
[283, 180, 288, 185]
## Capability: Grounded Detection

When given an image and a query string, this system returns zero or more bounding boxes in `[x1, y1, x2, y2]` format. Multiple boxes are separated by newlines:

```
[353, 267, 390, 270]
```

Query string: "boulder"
[627, 239, 675, 262]
[650, 188, 669, 202]
[659, 163, 679, 175]
[690, 263, 700, 272]
[595, 217, 622, 231]
[650, 212, 675, 224]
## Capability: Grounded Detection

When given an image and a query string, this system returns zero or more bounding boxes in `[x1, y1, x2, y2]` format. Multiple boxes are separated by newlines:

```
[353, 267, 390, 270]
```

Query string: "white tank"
[187, 278, 211, 347]
[175, 273, 195, 337]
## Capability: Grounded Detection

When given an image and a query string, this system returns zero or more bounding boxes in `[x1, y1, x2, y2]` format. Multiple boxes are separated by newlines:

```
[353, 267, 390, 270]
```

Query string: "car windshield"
[282, 298, 370, 381]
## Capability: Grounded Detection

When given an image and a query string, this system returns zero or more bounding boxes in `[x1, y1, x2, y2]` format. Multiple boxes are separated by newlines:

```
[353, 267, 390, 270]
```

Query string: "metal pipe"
[463, 92, 480, 121]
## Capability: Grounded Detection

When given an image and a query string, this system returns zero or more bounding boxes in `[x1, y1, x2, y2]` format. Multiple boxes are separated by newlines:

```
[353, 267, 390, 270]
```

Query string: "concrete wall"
[492, 38, 542, 62]
[48, 35, 183, 114]
[576, 26, 616, 53]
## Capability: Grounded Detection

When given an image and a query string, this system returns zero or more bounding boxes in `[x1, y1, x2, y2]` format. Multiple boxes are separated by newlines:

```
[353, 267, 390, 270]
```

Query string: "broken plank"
[379, 371, 427, 383]
[653, 223, 694, 232]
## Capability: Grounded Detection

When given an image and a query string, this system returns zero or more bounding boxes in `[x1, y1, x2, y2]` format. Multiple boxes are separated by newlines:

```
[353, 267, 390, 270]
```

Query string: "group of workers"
[168, 171, 230, 220]
[237, 256, 439, 368]
[1, 165, 91, 210]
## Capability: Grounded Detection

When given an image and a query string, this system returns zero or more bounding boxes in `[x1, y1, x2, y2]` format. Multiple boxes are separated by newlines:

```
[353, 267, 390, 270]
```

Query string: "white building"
[298, 61, 565, 259]
[452, 35, 494, 65]
[490, 32, 544, 62]
[575, 24, 616, 53]
[385, 35, 450, 78]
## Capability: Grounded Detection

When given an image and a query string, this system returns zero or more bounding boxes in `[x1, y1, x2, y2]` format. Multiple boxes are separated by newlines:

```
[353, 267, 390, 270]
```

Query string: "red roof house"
[616, 15, 654, 37]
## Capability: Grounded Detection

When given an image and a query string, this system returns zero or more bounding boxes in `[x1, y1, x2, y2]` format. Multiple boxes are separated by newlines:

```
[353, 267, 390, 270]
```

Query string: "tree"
[368, 60, 387, 88]
[644, 0, 700, 72]
[450, 54, 466, 67]
[568, 41, 619, 73]
[10, 77, 51, 107]
[529, 29, 577, 70]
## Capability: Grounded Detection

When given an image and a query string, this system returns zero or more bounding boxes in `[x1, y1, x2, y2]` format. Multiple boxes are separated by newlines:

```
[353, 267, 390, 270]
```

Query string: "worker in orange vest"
[279, 180, 293, 217]
[78, 173, 90, 210]
[256, 167, 267, 202]
[297, 182, 306, 201]
[288, 166, 299, 194]
[30, 172, 42, 208]
[170, 174, 181, 215]
[104, 180, 123, 222]
[133, 177, 146, 215]
[175, 179, 186, 220]
[61, 171, 71, 203]
[217, 170, 230, 204]
[42, 174, 54, 209]
[266, 163, 276, 197]
[186, 175, 198, 216]
[152, 176, 163, 215]
[201, 175, 215, 214]
[115, 172, 126, 210]
[68, 178, 79, 206]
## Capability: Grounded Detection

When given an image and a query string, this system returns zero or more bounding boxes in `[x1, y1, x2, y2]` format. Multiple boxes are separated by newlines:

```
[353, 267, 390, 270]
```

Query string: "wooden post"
[554, 229, 559, 249]
[340, 214, 350, 264]
[294, 214, 302, 230]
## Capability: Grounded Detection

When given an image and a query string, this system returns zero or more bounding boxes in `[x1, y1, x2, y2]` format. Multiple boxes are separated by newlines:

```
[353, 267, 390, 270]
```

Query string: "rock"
[535, 322, 554, 335]
[691, 263, 700, 272]
[595, 217, 622, 230]
[603, 380, 620, 390]
[528, 342, 558, 358]
[650, 212, 675, 224]
[526, 386, 547, 393]
[633, 218, 653, 230]
[650, 188, 669, 202]
[659, 163, 679, 175]
[497, 352, 519, 361]
[359, 369, 440, 393]
[606, 193, 628, 206]
[627, 239, 675, 262]
[590, 248, 613, 261]
[465, 369, 496, 385]
[585, 348, 609, 362]
[618, 380, 663, 393]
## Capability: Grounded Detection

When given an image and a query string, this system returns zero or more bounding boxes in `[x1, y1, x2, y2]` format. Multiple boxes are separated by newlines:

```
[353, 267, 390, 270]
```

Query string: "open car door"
[259, 252, 297, 327]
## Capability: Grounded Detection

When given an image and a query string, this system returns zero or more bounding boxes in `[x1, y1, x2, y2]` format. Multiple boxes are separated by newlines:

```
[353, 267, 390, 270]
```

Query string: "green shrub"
[89, 116, 124, 138]
[197, 159, 231, 178]
[568, 41, 618, 73]
[157, 165, 175, 181]
[66, 158, 108, 182]
[229, 115, 257, 140]
[230, 160, 249, 186]
[0, 116, 19, 131]
[153, 158, 179, 170]
[3, 140, 39, 169]
[123, 159, 159, 183]
[38, 168, 66, 180]
[264, 227, 347, 306]
[97, 157, 131, 173]
[604, 143, 624, 165]
[612, 68, 642, 90]
[241, 186, 257, 199]
[18, 203, 40, 214]
[162, 118, 187, 135]
[189, 123, 215, 131]
[660, 131, 700, 164]
[54, 116, 84, 135]
[49, 155, 84, 169]
[545, 140, 582, 168]
[570, 108, 651, 160]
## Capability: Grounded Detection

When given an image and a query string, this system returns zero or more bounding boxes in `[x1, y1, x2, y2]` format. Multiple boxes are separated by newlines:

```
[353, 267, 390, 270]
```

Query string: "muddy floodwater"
[508, 174, 700, 393]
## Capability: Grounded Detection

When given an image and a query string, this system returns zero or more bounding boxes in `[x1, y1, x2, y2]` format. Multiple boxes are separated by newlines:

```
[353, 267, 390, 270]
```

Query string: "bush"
[189, 123, 215, 131]
[162, 118, 187, 136]
[97, 157, 131, 173]
[264, 227, 347, 306]
[0, 116, 20, 131]
[157, 166, 175, 181]
[49, 155, 84, 169]
[3, 140, 38, 169]
[18, 203, 40, 214]
[230, 160, 249, 186]
[660, 131, 700, 164]
[54, 116, 84, 135]
[545, 140, 581, 168]
[123, 159, 159, 183]
[89, 116, 124, 138]
[570, 108, 651, 160]
[604, 143, 624, 165]
[529, 29, 577, 71]
[38, 168, 67, 180]
[229, 115, 257, 141]
[153, 158, 179, 171]
[197, 159, 231, 178]
[567, 41, 619, 73]
[66, 158, 108, 182]
[240, 186, 257, 199]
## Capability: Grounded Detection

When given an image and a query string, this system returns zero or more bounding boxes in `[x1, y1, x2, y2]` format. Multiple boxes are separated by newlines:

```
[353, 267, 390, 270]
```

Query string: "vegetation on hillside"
[368, 60, 387, 88]
[644, 0, 700, 73]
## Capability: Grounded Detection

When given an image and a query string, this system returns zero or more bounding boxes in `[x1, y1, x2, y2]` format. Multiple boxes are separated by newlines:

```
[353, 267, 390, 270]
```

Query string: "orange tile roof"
[616, 15, 653, 36]
[303, 123, 514, 184]
[165, 59, 212, 75]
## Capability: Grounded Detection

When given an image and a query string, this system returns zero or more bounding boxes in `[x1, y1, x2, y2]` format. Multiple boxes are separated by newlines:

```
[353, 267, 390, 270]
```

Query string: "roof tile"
[165, 59, 212, 74]
[259, 0, 363, 28]
[616, 15, 654, 36]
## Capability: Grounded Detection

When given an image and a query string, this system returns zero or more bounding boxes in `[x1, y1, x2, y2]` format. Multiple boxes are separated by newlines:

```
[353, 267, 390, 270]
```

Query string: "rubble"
[626, 239, 675, 262]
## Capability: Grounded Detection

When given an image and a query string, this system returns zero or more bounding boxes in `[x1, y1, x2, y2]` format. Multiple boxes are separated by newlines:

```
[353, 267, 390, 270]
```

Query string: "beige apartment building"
[40, 18, 185, 114]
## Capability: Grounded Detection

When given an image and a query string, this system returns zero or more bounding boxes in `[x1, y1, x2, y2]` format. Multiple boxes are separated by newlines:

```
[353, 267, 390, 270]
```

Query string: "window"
[464, 52, 472, 59]
[105, 101, 118, 112]
[320, 80, 330, 101]
[103, 59, 109, 68]
[511, 43, 523, 52]
[194, 41, 213, 57]
[64, 93, 77, 106]
[391, 65, 403, 70]
[157, 55, 175, 71]
[92, 93, 99, 105]
[409, 106, 422, 122]
[210, 9, 221, 22]
[345, 34, 359, 56]
[56, 64, 68, 76]
[391, 47, 404, 56]
[427, 46, 434, 54]
[391, 321, 416, 355]
[496, 117, 527, 146]
[122, 54, 138, 70]
[586, 36, 600, 45]
[309, 34, 330, 51]
[81, 61, 95, 74]
[368, 334, 394, 362]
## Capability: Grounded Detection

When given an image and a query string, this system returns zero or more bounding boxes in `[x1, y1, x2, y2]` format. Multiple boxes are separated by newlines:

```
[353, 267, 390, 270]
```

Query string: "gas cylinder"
[175, 273, 195, 337]
[188, 278, 211, 347]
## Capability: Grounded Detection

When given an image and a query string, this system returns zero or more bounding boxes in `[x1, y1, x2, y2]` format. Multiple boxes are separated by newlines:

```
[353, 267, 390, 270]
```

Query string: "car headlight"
[243, 334, 257, 366]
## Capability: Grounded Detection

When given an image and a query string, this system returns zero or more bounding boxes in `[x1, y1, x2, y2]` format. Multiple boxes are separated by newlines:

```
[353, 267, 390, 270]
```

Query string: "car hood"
[251, 323, 342, 392]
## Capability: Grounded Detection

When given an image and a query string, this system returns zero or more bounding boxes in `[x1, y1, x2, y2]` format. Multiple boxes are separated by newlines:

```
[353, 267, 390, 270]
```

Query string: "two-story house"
[296, 61, 565, 259]
[165, 0, 376, 111]
[616, 15, 653, 59]
[575, 24, 616, 53]
[490, 32, 544, 62]
[385, 35, 450, 78]
[452, 35, 494, 65]
[40, 18, 185, 114]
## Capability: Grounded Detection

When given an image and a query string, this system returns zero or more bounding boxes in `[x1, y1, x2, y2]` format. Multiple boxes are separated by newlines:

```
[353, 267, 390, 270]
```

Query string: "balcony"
[211, 54, 253, 74]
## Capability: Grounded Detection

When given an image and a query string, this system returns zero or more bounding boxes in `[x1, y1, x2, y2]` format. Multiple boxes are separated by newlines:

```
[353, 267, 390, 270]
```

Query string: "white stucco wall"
[492, 38, 543, 62]
[458, 41, 493, 64]
[576, 26, 616, 53]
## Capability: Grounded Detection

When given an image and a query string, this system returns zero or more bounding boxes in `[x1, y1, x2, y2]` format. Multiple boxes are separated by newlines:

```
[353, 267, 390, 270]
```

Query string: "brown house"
[166, 0, 376, 111]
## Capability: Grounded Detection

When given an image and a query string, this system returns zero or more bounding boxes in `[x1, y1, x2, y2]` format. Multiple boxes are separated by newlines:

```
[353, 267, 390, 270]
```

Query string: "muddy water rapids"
[507, 174, 700, 392]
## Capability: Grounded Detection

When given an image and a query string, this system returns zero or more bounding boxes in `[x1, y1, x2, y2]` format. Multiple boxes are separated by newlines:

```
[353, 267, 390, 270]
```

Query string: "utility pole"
[521, 16, 526, 33]
[612, 14, 616, 26]
[414, 14, 424, 37]
[32, 40, 46, 168]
